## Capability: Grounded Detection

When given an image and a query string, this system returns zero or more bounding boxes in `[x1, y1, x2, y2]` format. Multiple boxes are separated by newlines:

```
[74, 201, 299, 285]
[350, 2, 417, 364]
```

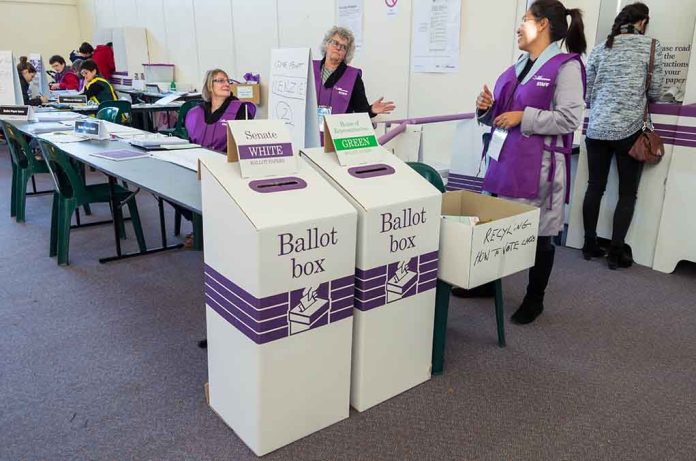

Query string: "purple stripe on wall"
[356, 266, 387, 280]
[355, 275, 387, 290]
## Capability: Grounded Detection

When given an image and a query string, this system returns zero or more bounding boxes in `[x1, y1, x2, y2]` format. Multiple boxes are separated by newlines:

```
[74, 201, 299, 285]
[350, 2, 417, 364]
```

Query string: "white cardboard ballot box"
[199, 141, 357, 455]
[302, 143, 441, 412]
[438, 190, 540, 289]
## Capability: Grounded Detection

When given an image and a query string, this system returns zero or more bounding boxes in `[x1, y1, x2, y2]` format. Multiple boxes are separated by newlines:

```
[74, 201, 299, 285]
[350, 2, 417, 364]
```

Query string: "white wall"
[76, 0, 693, 165]
[0, 0, 83, 63]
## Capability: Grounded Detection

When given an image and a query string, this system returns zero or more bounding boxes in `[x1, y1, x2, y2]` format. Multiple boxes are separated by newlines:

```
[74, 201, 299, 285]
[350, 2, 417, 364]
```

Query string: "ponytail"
[529, 0, 587, 55]
[16, 56, 37, 74]
[566, 8, 586, 55]
[605, 2, 650, 49]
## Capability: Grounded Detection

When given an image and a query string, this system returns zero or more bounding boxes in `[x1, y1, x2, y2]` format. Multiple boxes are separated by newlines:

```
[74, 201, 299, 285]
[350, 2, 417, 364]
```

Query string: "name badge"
[317, 106, 332, 133]
[487, 128, 508, 162]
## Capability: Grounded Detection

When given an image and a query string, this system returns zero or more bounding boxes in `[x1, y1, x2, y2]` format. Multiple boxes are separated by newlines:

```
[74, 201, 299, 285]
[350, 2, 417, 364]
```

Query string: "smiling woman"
[313, 26, 396, 145]
[459, 0, 587, 325]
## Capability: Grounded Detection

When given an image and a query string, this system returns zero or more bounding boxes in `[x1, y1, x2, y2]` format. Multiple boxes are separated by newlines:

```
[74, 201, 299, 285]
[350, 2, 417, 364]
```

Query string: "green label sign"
[334, 135, 378, 151]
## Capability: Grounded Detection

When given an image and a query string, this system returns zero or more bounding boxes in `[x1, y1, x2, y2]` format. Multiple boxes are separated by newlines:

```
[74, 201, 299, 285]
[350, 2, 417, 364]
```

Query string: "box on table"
[302, 144, 441, 412]
[199, 143, 357, 455]
[438, 190, 540, 289]
[231, 83, 261, 105]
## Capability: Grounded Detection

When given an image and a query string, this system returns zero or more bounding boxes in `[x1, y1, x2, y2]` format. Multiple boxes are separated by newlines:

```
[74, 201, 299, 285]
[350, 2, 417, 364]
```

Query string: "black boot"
[607, 244, 632, 270]
[511, 243, 555, 325]
[582, 236, 605, 260]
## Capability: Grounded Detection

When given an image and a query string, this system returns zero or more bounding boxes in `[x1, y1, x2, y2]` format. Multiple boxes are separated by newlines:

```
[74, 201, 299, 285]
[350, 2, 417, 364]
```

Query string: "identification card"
[487, 128, 508, 162]
[317, 106, 332, 132]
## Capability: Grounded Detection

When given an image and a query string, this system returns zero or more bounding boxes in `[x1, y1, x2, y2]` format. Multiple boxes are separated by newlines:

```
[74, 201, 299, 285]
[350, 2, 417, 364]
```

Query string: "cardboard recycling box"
[302, 115, 441, 411]
[199, 122, 357, 456]
[438, 190, 540, 289]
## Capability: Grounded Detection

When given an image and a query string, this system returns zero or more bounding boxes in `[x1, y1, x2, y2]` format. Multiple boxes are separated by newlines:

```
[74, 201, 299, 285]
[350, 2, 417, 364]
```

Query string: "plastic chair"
[1, 120, 52, 222]
[97, 100, 132, 125]
[159, 99, 202, 140]
[406, 161, 505, 376]
[37, 139, 147, 265]
[96, 106, 122, 124]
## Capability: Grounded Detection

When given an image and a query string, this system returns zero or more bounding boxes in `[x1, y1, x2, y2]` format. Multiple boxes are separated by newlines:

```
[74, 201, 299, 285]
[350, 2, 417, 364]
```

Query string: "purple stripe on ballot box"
[420, 250, 438, 263]
[205, 265, 287, 308]
[330, 307, 353, 322]
[204, 263, 353, 345]
[417, 279, 437, 294]
[355, 275, 387, 291]
[355, 265, 387, 280]
[419, 268, 438, 284]
[355, 296, 387, 311]
[356, 285, 386, 302]
[419, 260, 438, 274]
[237, 143, 293, 160]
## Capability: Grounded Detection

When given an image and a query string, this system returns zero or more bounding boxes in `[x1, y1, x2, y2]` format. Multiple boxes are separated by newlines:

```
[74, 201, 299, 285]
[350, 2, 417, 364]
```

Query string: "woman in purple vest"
[185, 68, 257, 153]
[475, 0, 587, 324]
[314, 26, 395, 143]
[582, 3, 663, 270]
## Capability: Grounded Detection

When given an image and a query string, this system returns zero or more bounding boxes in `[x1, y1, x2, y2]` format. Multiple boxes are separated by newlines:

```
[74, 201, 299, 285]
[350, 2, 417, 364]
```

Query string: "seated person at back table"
[185, 68, 256, 153]
[48, 55, 80, 91]
[80, 59, 117, 104]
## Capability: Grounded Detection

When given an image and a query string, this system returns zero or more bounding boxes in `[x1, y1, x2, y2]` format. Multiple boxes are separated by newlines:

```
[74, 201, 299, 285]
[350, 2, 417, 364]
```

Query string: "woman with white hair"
[314, 26, 395, 142]
[185, 68, 257, 153]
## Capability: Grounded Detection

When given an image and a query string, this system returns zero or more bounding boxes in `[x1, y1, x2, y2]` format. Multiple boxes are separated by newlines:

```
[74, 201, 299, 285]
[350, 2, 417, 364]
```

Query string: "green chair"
[406, 161, 505, 376]
[37, 139, 147, 265]
[1, 120, 52, 222]
[159, 99, 202, 140]
[96, 106, 122, 124]
[97, 100, 132, 125]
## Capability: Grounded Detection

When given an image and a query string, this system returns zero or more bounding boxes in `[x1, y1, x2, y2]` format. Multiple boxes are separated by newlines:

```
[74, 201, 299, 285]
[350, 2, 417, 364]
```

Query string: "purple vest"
[313, 60, 361, 146]
[185, 100, 256, 153]
[483, 53, 585, 202]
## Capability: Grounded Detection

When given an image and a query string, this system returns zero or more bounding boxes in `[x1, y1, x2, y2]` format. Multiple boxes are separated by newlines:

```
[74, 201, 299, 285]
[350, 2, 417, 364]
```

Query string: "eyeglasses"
[212, 78, 231, 84]
[520, 15, 540, 25]
[328, 39, 349, 52]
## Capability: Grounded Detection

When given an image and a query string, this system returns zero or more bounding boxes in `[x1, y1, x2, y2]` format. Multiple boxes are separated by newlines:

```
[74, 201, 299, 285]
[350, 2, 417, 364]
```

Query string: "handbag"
[628, 39, 665, 164]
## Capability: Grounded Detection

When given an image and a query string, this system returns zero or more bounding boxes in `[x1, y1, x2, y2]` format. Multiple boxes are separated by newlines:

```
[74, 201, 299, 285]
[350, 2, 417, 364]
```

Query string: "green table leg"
[494, 279, 506, 347]
[192, 212, 203, 251]
[431, 279, 452, 375]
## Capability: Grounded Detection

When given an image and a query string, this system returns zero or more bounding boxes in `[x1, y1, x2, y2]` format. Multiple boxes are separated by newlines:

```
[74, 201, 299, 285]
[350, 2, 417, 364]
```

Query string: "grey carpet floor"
[1, 145, 695, 461]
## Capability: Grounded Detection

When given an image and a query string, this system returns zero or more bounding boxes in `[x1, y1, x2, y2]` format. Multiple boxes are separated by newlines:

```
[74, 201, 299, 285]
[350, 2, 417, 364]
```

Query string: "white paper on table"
[128, 135, 189, 147]
[26, 122, 72, 134]
[337, 0, 363, 51]
[149, 147, 210, 172]
[411, 0, 461, 73]
[34, 111, 84, 122]
[154, 92, 183, 106]
[38, 132, 89, 143]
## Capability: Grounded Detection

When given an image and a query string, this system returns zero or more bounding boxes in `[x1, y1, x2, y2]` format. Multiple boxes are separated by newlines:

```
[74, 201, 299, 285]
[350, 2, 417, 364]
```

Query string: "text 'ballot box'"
[303, 144, 441, 412]
[199, 151, 357, 456]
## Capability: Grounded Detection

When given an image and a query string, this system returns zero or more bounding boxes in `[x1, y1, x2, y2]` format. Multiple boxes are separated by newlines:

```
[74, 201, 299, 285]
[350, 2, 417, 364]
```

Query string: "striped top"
[585, 34, 665, 140]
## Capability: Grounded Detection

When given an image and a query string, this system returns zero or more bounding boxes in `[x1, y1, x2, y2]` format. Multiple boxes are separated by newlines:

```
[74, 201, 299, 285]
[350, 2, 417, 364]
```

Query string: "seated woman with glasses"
[314, 26, 396, 144]
[80, 59, 117, 104]
[185, 68, 257, 153]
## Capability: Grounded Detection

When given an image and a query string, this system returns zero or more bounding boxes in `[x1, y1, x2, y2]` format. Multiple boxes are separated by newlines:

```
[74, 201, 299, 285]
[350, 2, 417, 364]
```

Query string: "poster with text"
[411, 0, 461, 73]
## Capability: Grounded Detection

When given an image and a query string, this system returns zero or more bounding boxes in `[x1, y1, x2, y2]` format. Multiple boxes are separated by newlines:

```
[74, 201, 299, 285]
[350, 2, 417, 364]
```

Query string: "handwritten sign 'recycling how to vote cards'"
[226, 119, 297, 179]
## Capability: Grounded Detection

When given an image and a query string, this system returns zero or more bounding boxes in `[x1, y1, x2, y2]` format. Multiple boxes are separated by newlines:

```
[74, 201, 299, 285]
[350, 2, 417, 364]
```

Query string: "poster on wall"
[660, 42, 692, 102]
[268, 48, 320, 150]
[0, 51, 22, 105]
[411, 0, 461, 73]
[337, 0, 363, 51]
